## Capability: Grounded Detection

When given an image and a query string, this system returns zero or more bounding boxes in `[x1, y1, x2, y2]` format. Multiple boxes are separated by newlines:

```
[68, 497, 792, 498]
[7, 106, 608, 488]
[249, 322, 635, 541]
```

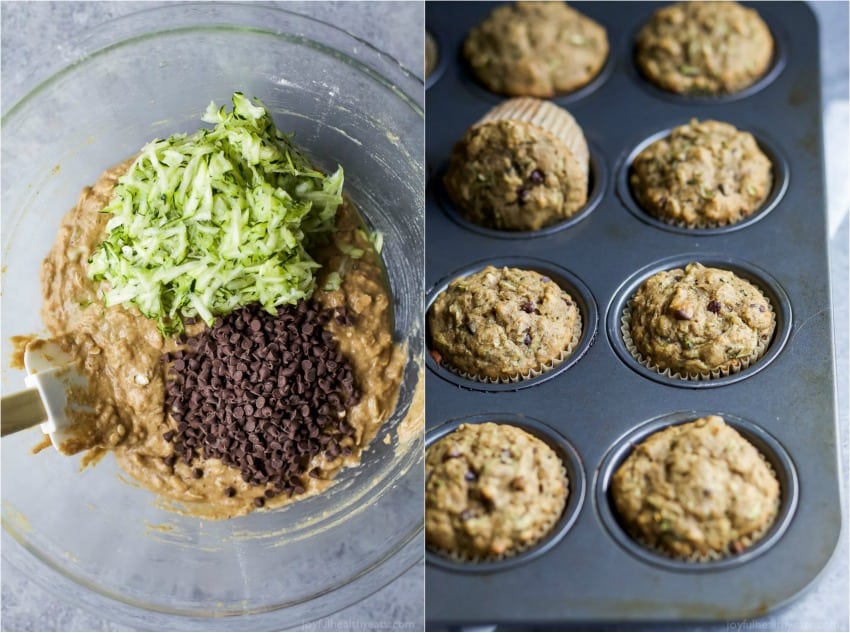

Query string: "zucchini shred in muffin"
[610, 415, 781, 561]
[463, 1, 609, 98]
[635, 1, 774, 96]
[428, 266, 581, 382]
[443, 97, 590, 232]
[630, 119, 773, 228]
[623, 262, 775, 380]
[426, 422, 568, 561]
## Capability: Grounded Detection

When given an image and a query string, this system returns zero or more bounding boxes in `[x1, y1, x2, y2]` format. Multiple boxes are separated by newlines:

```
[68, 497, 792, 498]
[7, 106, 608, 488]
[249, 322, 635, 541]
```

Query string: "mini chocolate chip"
[161, 300, 361, 502]
[530, 169, 544, 184]
[707, 300, 722, 314]
[464, 471, 477, 482]
[162, 430, 175, 442]
[192, 467, 203, 479]
[460, 509, 475, 521]
[443, 448, 462, 461]
[524, 333, 532, 345]
[673, 308, 692, 320]
[516, 187, 530, 203]
[224, 487, 236, 497]
[521, 301, 535, 313]
[254, 497, 265, 508]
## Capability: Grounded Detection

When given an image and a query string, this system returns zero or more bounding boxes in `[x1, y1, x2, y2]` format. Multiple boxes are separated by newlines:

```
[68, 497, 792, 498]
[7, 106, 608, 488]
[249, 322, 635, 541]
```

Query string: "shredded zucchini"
[88, 93, 343, 335]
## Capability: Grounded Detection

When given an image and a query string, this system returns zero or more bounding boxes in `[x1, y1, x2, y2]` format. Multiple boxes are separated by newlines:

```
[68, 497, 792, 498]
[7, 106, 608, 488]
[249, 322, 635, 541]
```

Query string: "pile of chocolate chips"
[162, 300, 360, 505]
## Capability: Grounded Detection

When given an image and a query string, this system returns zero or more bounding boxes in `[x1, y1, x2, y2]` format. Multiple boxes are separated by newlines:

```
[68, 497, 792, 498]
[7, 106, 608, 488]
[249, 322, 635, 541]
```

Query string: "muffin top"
[426, 422, 568, 559]
[464, 1, 609, 97]
[627, 263, 775, 378]
[636, 1, 774, 95]
[429, 266, 580, 381]
[630, 119, 772, 228]
[611, 415, 780, 560]
[443, 119, 588, 231]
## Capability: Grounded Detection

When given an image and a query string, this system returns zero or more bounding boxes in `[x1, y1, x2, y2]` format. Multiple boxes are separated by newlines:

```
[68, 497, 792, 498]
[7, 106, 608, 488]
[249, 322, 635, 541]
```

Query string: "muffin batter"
[35, 161, 406, 519]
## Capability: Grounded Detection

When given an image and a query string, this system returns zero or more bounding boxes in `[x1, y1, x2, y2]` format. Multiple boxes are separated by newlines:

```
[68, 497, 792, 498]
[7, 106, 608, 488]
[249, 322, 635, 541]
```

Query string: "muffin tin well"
[425, 256, 598, 391]
[595, 410, 799, 573]
[426, 1, 840, 627]
[606, 253, 793, 388]
[435, 144, 608, 239]
[426, 413, 586, 573]
[624, 12, 791, 105]
[615, 126, 790, 235]
[455, 30, 616, 106]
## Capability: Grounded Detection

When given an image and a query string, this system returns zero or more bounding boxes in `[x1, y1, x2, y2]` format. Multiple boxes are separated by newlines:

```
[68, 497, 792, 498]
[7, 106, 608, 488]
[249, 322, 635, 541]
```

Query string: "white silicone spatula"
[1, 339, 91, 454]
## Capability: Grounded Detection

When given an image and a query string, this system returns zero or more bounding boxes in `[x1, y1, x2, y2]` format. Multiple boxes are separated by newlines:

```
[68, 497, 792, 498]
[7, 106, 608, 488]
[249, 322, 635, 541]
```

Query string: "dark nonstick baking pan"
[424, 1, 841, 627]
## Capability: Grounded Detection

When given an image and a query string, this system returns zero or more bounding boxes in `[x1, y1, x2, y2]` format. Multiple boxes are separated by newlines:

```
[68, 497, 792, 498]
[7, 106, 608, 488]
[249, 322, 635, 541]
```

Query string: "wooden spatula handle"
[1, 388, 47, 437]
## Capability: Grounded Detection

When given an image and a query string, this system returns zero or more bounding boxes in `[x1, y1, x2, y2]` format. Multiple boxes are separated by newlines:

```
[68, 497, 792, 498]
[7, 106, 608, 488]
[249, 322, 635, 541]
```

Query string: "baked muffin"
[428, 266, 581, 382]
[625, 263, 774, 379]
[636, 1, 774, 96]
[611, 415, 780, 560]
[426, 31, 439, 78]
[444, 98, 589, 231]
[464, 1, 609, 97]
[426, 422, 568, 560]
[630, 119, 772, 228]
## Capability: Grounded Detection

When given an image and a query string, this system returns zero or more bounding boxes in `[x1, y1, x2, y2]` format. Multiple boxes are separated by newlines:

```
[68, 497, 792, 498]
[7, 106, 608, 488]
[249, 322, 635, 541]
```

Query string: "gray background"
[0, 1, 424, 632]
[1, 0, 847, 631]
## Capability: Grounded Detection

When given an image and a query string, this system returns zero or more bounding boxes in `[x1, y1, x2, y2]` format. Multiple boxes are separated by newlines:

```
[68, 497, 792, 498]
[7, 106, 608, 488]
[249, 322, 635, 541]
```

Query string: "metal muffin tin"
[425, 1, 841, 627]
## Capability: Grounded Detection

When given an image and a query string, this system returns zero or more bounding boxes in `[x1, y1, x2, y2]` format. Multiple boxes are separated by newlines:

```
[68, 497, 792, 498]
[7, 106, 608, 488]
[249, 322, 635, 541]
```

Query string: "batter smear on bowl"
[27, 93, 406, 518]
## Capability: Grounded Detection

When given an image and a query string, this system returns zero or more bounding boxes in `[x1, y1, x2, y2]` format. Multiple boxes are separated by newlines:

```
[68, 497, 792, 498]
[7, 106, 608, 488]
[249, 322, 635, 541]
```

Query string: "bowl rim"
[2, 1, 424, 121]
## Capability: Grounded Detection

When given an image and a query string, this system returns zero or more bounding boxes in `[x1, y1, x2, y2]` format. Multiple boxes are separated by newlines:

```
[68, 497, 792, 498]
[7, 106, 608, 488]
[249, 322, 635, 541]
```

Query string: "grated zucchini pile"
[88, 93, 343, 335]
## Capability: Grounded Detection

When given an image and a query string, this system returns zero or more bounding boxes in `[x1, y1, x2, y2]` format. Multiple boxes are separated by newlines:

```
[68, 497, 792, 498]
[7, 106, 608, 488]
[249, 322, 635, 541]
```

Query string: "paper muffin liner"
[438, 306, 582, 385]
[619, 286, 775, 382]
[428, 457, 570, 563]
[477, 97, 589, 182]
[640, 192, 771, 231]
[625, 450, 781, 563]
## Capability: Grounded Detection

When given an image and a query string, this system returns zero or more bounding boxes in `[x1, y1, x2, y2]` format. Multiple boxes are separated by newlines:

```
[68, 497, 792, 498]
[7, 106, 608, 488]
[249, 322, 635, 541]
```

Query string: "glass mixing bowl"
[1, 4, 424, 629]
